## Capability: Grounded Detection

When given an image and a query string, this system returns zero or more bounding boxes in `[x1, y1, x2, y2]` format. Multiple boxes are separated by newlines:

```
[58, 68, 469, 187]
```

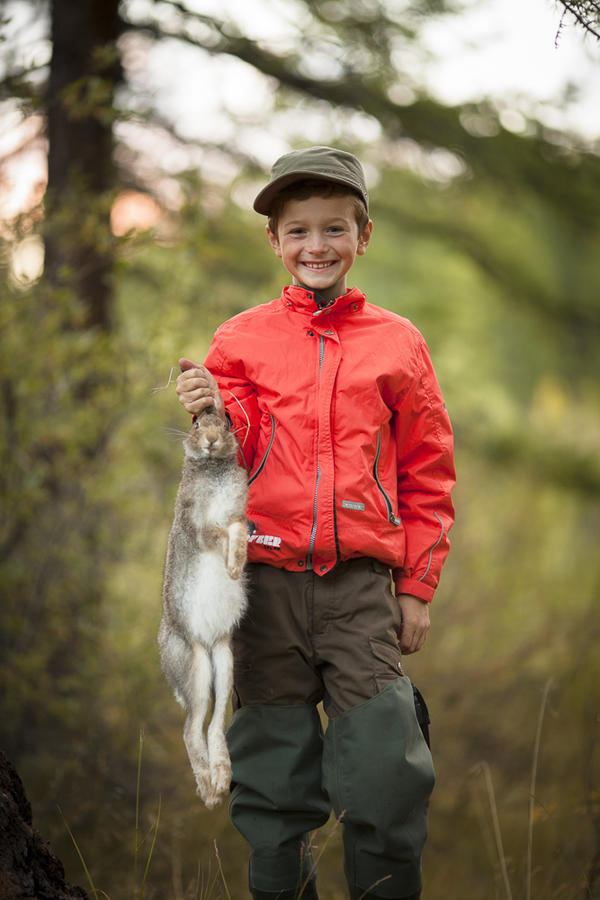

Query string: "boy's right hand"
[176, 358, 226, 419]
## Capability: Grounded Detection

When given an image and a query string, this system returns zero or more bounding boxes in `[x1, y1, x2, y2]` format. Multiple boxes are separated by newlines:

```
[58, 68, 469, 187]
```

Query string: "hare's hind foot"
[190, 755, 230, 809]
[199, 763, 230, 809]
[193, 764, 220, 808]
[200, 785, 222, 810]
[210, 754, 232, 800]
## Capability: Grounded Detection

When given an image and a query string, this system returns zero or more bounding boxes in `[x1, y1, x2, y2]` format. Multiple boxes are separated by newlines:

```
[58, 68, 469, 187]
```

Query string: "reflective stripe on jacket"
[203, 284, 455, 602]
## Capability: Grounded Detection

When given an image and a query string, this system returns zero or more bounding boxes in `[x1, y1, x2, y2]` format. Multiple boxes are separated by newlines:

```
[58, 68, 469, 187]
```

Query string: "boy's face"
[266, 193, 372, 300]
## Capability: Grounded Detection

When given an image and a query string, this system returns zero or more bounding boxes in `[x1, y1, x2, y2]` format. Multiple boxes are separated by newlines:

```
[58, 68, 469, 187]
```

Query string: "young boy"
[176, 146, 455, 900]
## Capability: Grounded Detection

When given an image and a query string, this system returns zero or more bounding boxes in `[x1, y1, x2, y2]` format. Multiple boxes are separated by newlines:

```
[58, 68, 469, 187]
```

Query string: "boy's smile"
[267, 194, 372, 301]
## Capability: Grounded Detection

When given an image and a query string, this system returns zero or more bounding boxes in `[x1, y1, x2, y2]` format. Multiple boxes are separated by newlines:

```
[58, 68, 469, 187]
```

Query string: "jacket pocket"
[369, 636, 404, 693]
[248, 413, 276, 486]
[373, 426, 402, 526]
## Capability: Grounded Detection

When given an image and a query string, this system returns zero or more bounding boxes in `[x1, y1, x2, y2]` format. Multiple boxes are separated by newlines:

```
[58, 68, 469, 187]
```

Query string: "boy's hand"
[397, 594, 430, 654]
[176, 357, 226, 419]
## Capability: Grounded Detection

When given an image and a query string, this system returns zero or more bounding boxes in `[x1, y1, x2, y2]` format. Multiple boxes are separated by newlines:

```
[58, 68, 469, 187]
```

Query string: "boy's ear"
[266, 224, 283, 258]
[356, 219, 373, 256]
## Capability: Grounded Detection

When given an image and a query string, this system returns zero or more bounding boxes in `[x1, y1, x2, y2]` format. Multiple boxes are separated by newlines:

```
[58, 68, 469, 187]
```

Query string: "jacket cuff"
[393, 573, 434, 604]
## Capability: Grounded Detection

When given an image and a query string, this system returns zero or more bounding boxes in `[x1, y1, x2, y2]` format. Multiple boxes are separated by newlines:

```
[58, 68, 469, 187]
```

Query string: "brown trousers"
[232, 558, 405, 717]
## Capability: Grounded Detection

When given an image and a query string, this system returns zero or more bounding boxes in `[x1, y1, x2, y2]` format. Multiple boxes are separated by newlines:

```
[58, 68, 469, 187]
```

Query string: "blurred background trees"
[1, 0, 599, 897]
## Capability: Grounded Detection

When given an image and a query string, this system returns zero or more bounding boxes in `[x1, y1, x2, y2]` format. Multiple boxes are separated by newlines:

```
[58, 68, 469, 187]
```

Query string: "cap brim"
[253, 171, 366, 215]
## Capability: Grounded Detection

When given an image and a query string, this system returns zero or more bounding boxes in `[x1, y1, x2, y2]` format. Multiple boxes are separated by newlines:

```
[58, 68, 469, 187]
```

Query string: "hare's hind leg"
[207, 638, 234, 805]
[225, 519, 247, 580]
[183, 643, 214, 806]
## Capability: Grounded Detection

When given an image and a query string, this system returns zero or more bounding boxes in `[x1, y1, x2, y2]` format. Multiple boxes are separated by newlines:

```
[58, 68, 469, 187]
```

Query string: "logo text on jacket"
[247, 532, 282, 548]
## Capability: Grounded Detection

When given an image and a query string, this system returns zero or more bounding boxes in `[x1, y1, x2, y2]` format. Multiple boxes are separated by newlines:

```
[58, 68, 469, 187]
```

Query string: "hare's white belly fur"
[179, 551, 245, 645]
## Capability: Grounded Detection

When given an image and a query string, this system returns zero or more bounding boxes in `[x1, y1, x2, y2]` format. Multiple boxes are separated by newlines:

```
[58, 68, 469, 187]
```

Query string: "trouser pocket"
[369, 635, 404, 690]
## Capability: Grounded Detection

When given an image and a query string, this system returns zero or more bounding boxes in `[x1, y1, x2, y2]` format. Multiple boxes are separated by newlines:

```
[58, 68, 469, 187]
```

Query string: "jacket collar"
[281, 284, 366, 319]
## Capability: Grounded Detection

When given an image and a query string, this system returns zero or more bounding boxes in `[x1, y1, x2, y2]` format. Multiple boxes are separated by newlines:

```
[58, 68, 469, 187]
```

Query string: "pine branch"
[555, 0, 600, 41]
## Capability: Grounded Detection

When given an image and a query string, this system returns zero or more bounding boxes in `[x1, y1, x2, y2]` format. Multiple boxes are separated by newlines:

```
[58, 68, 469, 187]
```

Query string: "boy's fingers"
[175, 360, 224, 418]
[397, 594, 430, 655]
[177, 369, 206, 384]
[177, 382, 211, 398]
[176, 370, 213, 397]
[178, 357, 200, 372]
[176, 363, 217, 391]
[183, 396, 217, 415]
[401, 628, 426, 655]
[177, 375, 210, 391]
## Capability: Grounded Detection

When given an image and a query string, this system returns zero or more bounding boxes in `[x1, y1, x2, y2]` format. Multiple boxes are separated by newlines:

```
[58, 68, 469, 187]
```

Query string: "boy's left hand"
[397, 594, 430, 654]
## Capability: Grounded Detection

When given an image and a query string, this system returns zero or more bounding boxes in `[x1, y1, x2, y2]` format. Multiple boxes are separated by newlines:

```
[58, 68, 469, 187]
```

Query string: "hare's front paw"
[226, 556, 245, 580]
[226, 522, 247, 580]
[226, 543, 247, 580]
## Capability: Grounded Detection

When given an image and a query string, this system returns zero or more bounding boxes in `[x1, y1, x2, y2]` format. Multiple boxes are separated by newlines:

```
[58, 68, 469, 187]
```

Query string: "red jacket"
[204, 284, 455, 602]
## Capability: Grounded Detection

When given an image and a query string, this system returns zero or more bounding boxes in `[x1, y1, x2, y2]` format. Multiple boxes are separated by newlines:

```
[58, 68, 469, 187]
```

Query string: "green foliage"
[0, 278, 120, 733]
[1, 1, 600, 893]
[2, 142, 600, 895]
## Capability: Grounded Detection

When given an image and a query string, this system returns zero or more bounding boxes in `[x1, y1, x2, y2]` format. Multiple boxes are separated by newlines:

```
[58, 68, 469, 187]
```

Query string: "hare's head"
[184, 408, 237, 462]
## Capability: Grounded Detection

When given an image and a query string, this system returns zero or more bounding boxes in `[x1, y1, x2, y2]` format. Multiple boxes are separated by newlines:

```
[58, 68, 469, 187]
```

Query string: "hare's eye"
[193, 417, 199, 431]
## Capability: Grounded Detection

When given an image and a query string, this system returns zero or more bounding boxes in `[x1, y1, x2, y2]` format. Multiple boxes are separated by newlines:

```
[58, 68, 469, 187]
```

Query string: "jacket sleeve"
[204, 330, 261, 471]
[391, 335, 455, 603]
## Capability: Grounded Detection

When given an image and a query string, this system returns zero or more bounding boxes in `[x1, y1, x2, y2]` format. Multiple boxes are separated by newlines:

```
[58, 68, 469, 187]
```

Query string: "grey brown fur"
[158, 409, 248, 808]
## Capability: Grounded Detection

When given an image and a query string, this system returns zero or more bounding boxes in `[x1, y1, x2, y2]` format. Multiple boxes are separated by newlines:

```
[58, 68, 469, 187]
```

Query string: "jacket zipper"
[248, 413, 276, 485]
[306, 334, 325, 569]
[418, 512, 444, 582]
[332, 485, 341, 563]
[373, 426, 402, 526]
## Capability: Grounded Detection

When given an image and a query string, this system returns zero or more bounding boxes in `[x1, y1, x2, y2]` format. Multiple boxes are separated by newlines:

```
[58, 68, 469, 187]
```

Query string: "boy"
[176, 146, 455, 900]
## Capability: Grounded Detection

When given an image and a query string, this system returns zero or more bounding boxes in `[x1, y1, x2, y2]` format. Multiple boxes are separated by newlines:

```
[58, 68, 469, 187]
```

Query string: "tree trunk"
[0, 750, 88, 899]
[45, 0, 122, 331]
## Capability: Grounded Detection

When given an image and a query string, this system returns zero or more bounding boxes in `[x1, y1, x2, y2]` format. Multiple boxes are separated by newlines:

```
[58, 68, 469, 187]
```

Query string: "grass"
[59, 804, 108, 900]
[472, 678, 557, 900]
[62, 680, 591, 899]
[62, 728, 162, 900]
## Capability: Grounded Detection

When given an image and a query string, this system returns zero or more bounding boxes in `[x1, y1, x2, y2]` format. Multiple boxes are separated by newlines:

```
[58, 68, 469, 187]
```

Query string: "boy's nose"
[306, 232, 326, 253]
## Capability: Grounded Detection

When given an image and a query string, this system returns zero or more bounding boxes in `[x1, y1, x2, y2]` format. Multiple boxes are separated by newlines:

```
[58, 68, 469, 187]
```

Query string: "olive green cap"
[253, 145, 369, 215]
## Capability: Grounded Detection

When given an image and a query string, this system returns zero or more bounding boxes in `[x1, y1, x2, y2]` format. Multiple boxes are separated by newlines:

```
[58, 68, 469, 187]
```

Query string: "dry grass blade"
[134, 728, 144, 894]
[152, 366, 177, 392]
[526, 678, 554, 900]
[138, 795, 161, 899]
[295, 813, 344, 898]
[357, 874, 392, 899]
[59, 805, 109, 899]
[472, 761, 513, 900]
[213, 840, 232, 900]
